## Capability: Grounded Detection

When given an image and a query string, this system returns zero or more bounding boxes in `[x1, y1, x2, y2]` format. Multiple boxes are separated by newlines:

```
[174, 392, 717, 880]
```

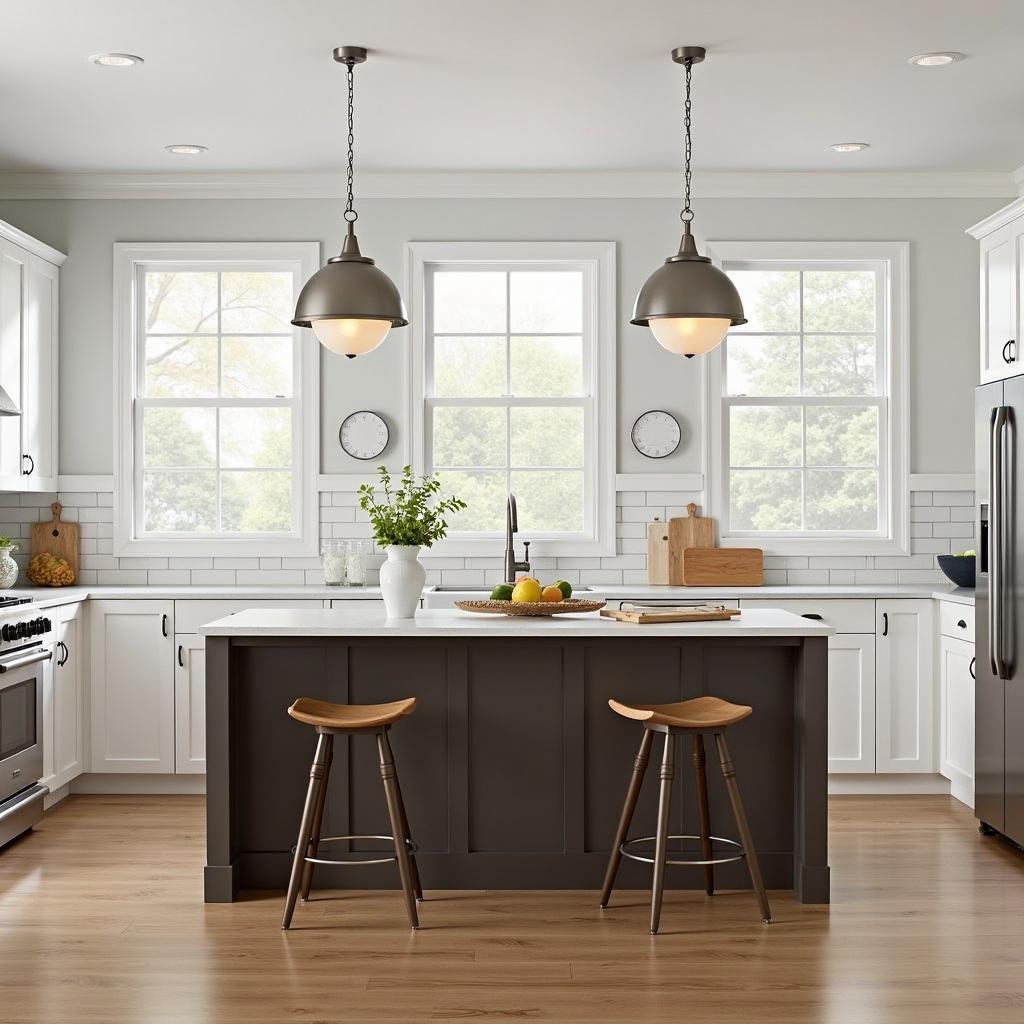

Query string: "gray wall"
[0, 194, 1005, 477]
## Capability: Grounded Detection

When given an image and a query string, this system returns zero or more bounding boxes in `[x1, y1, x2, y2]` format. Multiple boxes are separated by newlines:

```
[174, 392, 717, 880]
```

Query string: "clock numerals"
[631, 411, 681, 459]
[340, 411, 389, 460]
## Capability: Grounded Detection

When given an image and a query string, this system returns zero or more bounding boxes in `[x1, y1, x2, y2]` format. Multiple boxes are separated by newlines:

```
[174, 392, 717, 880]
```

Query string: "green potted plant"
[358, 466, 466, 617]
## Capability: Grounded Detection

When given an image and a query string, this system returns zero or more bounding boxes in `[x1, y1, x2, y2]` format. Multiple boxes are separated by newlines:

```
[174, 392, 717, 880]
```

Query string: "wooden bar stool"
[599, 695, 771, 933]
[281, 696, 422, 930]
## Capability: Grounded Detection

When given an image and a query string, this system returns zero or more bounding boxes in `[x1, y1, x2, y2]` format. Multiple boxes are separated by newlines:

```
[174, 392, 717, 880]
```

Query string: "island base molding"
[204, 634, 830, 904]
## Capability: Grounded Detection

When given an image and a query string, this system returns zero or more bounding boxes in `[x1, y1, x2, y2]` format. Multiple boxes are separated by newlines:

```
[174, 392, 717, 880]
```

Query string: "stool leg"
[714, 732, 772, 924]
[649, 732, 675, 935]
[282, 733, 330, 930]
[692, 734, 714, 896]
[377, 733, 420, 929]
[300, 734, 333, 901]
[383, 729, 423, 902]
[599, 728, 653, 908]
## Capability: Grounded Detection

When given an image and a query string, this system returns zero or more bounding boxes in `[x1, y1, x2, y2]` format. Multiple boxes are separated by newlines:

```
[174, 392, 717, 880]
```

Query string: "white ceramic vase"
[379, 545, 426, 618]
[0, 546, 18, 590]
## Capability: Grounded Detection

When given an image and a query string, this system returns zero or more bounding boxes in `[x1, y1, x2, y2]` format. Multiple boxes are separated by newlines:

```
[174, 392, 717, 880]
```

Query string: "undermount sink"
[428, 585, 594, 593]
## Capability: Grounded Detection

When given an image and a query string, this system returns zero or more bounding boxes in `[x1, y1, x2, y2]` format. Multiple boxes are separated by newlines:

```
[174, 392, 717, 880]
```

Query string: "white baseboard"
[948, 776, 975, 809]
[43, 782, 71, 810]
[70, 773, 206, 795]
[828, 773, 952, 796]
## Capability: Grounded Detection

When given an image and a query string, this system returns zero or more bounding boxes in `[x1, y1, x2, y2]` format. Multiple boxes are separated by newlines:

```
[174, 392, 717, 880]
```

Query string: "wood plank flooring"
[1, 794, 1023, 1022]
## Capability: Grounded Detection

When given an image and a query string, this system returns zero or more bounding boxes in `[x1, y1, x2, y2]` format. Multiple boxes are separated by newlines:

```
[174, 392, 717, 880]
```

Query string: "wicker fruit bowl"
[455, 598, 606, 617]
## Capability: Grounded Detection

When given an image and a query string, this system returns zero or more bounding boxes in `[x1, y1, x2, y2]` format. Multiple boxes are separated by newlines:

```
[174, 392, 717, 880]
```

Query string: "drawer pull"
[957, 619, 967, 629]
[882, 612, 888, 637]
[801, 613, 823, 621]
[970, 657, 976, 680]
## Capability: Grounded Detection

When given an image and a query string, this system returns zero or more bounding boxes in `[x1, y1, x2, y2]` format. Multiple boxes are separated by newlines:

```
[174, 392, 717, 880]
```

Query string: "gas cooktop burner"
[0, 596, 30, 609]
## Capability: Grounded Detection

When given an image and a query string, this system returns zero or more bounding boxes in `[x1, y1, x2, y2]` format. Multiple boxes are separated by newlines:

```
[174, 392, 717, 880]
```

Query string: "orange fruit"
[541, 585, 563, 603]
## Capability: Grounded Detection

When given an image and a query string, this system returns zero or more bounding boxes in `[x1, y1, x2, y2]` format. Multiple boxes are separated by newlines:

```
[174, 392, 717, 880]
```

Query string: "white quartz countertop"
[6, 584, 383, 609]
[931, 588, 976, 606]
[200, 606, 834, 639]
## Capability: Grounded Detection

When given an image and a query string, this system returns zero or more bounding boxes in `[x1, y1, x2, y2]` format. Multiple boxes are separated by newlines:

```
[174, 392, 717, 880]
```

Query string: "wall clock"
[631, 410, 682, 459]
[339, 411, 389, 460]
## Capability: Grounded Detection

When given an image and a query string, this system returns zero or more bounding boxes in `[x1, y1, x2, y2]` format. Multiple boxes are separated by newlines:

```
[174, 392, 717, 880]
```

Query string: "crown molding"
[1014, 161, 1024, 196]
[0, 169, 1015, 201]
[965, 194, 1024, 239]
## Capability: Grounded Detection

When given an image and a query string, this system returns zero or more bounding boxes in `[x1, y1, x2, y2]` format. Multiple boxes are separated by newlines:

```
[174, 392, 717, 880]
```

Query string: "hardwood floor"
[1, 794, 1023, 1022]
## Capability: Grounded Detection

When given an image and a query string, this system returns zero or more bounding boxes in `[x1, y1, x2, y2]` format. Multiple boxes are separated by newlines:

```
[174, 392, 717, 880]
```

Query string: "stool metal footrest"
[295, 834, 419, 868]
[621, 834, 745, 867]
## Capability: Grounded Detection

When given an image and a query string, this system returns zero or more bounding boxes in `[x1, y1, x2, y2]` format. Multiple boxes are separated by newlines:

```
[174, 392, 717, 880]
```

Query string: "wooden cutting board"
[668, 503, 714, 585]
[31, 502, 79, 571]
[647, 519, 671, 585]
[601, 604, 742, 624]
[680, 547, 764, 586]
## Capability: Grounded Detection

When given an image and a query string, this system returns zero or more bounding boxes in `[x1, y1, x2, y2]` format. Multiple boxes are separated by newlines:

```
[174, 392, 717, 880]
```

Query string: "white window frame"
[704, 241, 909, 556]
[405, 241, 616, 557]
[113, 242, 321, 557]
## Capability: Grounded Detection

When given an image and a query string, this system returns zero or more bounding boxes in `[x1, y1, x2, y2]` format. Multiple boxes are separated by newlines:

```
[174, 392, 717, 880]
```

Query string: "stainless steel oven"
[0, 618, 53, 848]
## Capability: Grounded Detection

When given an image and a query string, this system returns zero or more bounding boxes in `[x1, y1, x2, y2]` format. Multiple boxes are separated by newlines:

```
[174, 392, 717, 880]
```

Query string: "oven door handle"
[0, 647, 52, 673]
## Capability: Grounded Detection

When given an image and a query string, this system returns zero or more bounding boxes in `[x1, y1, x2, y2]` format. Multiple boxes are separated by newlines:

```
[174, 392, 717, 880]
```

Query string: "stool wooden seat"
[281, 696, 421, 931]
[288, 697, 416, 731]
[600, 693, 771, 933]
[608, 695, 752, 729]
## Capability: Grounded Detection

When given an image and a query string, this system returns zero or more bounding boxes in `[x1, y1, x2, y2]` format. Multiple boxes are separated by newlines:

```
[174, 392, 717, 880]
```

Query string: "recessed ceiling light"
[89, 52, 143, 67]
[165, 144, 208, 155]
[908, 51, 964, 67]
[831, 142, 870, 153]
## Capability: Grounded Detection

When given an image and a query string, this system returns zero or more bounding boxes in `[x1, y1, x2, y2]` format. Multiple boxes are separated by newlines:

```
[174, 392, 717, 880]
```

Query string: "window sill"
[424, 535, 616, 559]
[112, 536, 320, 559]
[718, 535, 910, 557]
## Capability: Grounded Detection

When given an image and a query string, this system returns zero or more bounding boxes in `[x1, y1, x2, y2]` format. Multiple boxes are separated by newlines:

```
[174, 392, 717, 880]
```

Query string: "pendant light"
[631, 47, 746, 357]
[292, 46, 408, 358]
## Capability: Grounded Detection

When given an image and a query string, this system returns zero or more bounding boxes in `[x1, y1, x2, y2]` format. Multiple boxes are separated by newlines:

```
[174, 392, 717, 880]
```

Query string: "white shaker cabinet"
[0, 222, 63, 492]
[875, 599, 935, 773]
[174, 634, 206, 774]
[89, 600, 175, 773]
[825, 634, 877, 773]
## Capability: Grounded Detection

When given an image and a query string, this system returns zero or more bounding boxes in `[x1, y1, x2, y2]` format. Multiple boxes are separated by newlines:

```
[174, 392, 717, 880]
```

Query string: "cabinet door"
[939, 634, 975, 806]
[980, 225, 1018, 382]
[876, 599, 935, 772]
[22, 255, 58, 490]
[89, 599, 175, 773]
[0, 239, 26, 485]
[174, 634, 206, 774]
[827, 634, 876, 773]
[54, 602, 84, 787]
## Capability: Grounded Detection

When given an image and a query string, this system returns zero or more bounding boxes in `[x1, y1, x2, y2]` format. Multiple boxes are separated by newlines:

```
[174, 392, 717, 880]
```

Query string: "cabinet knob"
[957, 619, 967, 629]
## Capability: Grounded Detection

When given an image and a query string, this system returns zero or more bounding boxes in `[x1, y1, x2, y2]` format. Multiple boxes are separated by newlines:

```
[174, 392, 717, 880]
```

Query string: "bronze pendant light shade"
[292, 47, 408, 358]
[631, 47, 746, 357]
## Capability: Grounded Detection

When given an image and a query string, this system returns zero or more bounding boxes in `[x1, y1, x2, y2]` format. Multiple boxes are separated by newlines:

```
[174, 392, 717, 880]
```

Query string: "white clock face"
[631, 411, 681, 459]
[340, 411, 389, 460]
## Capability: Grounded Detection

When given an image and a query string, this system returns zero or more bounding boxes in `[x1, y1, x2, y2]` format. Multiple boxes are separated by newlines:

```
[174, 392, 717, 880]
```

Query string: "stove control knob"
[15, 622, 26, 638]
[43, 617, 52, 632]
[1, 624, 11, 641]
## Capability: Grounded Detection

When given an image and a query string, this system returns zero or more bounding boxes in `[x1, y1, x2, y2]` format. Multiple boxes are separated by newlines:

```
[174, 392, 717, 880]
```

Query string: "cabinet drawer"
[174, 598, 323, 634]
[939, 601, 975, 643]
[739, 599, 874, 633]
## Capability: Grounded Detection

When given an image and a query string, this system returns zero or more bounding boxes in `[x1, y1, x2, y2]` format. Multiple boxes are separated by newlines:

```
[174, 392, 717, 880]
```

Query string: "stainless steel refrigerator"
[976, 379, 1024, 844]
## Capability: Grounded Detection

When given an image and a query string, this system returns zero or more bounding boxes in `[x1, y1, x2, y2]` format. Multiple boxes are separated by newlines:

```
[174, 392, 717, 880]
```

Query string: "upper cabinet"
[0, 220, 64, 492]
[968, 198, 1024, 385]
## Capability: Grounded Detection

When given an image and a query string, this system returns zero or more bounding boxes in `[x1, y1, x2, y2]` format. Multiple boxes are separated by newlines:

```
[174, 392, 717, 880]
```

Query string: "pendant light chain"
[344, 59, 358, 224]
[681, 57, 693, 225]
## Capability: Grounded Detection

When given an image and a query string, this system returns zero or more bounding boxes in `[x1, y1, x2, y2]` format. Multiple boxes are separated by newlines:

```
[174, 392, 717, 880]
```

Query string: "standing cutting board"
[681, 547, 763, 586]
[668, 503, 714, 585]
[31, 502, 79, 572]
[647, 518, 671, 584]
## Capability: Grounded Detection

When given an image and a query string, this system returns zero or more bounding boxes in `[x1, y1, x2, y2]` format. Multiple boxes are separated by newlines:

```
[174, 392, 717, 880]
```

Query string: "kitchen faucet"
[504, 494, 531, 583]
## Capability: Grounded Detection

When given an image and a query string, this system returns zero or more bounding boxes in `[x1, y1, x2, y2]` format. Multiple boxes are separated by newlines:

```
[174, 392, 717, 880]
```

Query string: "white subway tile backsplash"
[0, 484, 974, 589]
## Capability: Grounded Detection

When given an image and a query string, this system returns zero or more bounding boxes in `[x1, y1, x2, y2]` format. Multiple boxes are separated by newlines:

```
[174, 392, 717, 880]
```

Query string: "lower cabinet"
[875, 599, 935, 773]
[174, 634, 206, 774]
[826, 634, 876, 773]
[89, 599, 176, 773]
[939, 633, 975, 806]
[40, 600, 85, 793]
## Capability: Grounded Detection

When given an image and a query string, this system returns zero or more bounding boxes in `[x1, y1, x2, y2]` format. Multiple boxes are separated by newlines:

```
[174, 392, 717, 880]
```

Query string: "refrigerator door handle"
[990, 407, 1007, 678]
[1001, 408, 1015, 679]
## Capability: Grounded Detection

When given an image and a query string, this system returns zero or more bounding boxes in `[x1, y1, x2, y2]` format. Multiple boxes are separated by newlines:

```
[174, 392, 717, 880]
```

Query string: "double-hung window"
[707, 242, 908, 554]
[408, 242, 616, 556]
[114, 243, 320, 556]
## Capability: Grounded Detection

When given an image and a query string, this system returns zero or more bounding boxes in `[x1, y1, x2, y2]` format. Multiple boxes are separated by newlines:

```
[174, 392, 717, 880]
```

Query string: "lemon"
[511, 578, 542, 603]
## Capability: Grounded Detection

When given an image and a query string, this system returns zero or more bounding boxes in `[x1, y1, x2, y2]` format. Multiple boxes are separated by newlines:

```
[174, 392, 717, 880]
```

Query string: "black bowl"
[937, 554, 975, 589]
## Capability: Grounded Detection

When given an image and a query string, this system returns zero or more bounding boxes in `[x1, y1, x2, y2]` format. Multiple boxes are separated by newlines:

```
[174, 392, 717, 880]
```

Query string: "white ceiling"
[3, 0, 1023, 176]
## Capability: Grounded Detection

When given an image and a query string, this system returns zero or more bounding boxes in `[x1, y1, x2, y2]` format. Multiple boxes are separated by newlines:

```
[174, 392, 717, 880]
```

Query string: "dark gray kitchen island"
[200, 608, 831, 904]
